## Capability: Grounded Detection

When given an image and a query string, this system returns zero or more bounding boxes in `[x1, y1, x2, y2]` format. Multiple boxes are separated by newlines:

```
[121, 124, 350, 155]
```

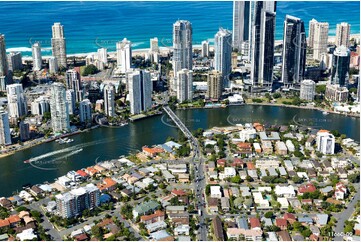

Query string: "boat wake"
[24, 138, 116, 163]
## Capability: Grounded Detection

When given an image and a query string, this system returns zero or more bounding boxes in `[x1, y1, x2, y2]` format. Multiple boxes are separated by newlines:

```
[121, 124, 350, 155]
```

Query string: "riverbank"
[0, 102, 359, 160]
[246, 102, 361, 118]
[0, 125, 100, 159]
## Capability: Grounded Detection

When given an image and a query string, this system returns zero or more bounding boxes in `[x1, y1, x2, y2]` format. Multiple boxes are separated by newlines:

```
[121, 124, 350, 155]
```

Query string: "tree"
[43, 112, 51, 122]
[82, 64, 98, 76]
[120, 205, 134, 220]
[348, 173, 360, 183]
[230, 175, 242, 184]
[91, 226, 104, 240]
[264, 211, 273, 219]
[316, 85, 326, 94]
[292, 176, 304, 184]
[273, 93, 281, 99]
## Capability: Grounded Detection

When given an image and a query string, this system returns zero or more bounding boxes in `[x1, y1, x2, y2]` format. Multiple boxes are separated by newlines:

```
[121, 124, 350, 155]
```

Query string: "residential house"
[284, 213, 297, 224]
[210, 186, 222, 198]
[275, 185, 295, 198]
[221, 197, 230, 212]
[275, 141, 288, 155]
[261, 141, 273, 154]
[276, 218, 288, 230]
[219, 167, 236, 180]
[335, 182, 348, 200]
[212, 216, 225, 241]
[249, 217, 261, 230]
[277, 231, 292, 241]
[298, 183, 317, 194]
[140, 210, 165, 225]
[255, 159, 280, 169]
[237, 142, 252, 154]
[208, 198, 219, 214]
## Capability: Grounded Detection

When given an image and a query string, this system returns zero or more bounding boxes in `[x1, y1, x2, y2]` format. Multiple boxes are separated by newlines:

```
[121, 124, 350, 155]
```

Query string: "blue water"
[1, 1, 360, 56]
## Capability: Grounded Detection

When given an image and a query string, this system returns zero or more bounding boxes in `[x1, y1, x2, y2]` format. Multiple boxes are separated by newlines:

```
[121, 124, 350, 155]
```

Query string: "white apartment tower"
[116, 38, 132, 73]
[7, 52, 23, 71]
[309, 19, 329, 60]
[316, 130, 335, 155]
[50, 82, 70, 133]
[51, 23, 67, 68]
[65, 69, 83, 102]
[128, 70, 152, 115]
[103, 83, 115, 117]
[335, 22, 351, 47]
[300, 79, 316, 101]
[214, 28, 232, 88]
[173, 20, 192, 91]
[48, 57, 58, 74]
[32, 42, 42, 71]
[201, 40, 209, 58]
[97, 48, 108, 65]
[233, 1, 251, 51]
[176, 69, 193, 103]
[6, 84, 27, 119]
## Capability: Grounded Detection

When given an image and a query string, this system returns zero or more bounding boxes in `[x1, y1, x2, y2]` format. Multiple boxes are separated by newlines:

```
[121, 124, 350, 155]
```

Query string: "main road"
[163, 105, 208, 241]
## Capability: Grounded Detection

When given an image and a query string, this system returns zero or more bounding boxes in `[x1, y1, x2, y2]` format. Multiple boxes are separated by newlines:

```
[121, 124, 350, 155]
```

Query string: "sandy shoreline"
[19, 33, 360, 60]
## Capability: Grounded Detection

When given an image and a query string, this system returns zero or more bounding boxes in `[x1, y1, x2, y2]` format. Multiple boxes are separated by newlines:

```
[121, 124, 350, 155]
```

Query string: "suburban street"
[333, 183, 360, 241]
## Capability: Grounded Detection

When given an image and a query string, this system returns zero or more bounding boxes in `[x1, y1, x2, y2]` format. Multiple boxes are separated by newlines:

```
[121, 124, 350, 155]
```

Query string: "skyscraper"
[116, 38, 132, 73]
[309, 19, 329, 60]
[48, 57, 58, 74]
[66, 89, 75, 115]
[97, 48, 108, 65]
[206, 70, 222, 100]
[103, 83, 115, 117]
[32, 42, 42, 71]
[148, 37, 160, 63]
[0, 111, 11, 145]
[50, 82, 70, 133]
[7, 52, 22, 71]
[150, 37, 159, 52]
[19, 121, 30, 141]
[79, 99, 92, 123]
[281, 15, 307, 86]
[300, 79, 316, 101]
[6, 84, 27, 119]
[232, 1, 250, 51]
[214, 28, 232, 88]
[173, 20, 192, 91]
[65, 69, 83, 102]
[176, 69, 193, 103]
[128, 70, 152, 115]
[0, 34, 8, 77]
[0, 34, 9, 91]
[331, 45, 350, 87]
[308, 19, 318, 48]
[256, 10, 276, 86]
[201, 40, 209, 58]
[31, 96, 50, 116]
[248, 1, 276, 61]
[51, 23, 67, 68]
[335, 22, 351, 47]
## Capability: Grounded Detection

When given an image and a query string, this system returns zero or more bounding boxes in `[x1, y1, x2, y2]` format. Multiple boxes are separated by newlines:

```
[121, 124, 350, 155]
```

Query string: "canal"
[0, 105, 359, 196]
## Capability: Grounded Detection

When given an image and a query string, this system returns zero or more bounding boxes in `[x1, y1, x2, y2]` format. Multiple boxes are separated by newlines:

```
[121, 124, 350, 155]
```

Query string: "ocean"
[1, 1, 360, 57]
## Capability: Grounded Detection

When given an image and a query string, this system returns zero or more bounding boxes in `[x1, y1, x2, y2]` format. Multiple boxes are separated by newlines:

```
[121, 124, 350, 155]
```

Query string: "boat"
[24, 159, 30, 163]
[322, 111, 329, 115]
[56, 137, 74, 144]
